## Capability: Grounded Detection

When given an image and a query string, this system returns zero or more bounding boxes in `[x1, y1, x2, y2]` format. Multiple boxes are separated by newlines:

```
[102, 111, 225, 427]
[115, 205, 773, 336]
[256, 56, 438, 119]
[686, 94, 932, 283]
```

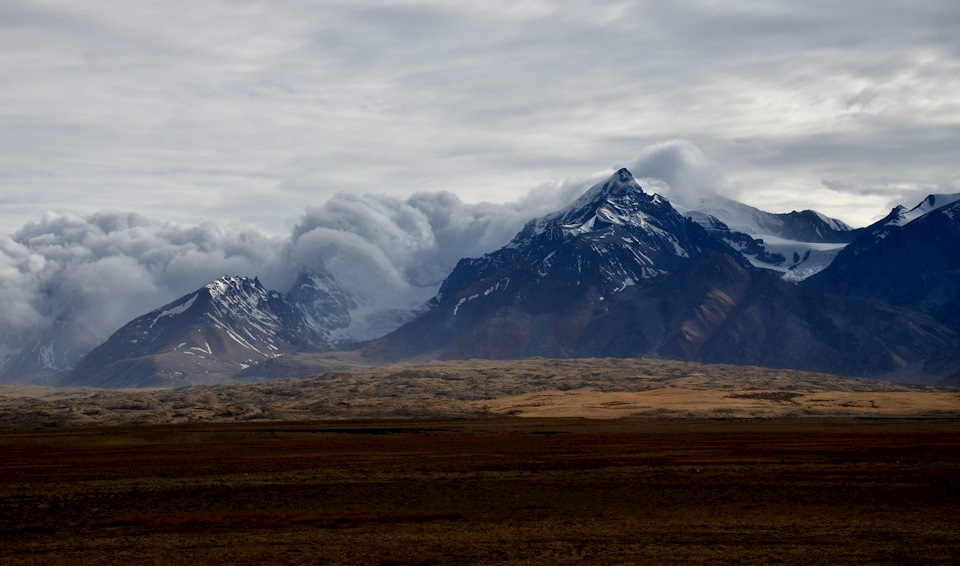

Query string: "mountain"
[436, 168, 752, 299]
[63, 275, 353, 388]
[805, 200, 960, 384]
[0, 316, 101, 386]
[23, 169, 960, 387]
[683, 195, 855, 243]
[808, 200, 960, 328]
[366, 169, 758, 361]
[924, 345, 960, 386]
[367, 169, 957, 382]
[0, 259, 408, 386]
[678, 196, 856, 281]
[286, 269, 356, 339]
[866, 193, 960, 230]
[0, 286, 112, 386]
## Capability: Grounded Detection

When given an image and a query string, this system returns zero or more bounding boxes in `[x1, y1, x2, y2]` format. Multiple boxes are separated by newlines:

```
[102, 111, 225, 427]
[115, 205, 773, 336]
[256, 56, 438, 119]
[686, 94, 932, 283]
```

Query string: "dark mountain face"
[924, 344, 960, 386]
[437, 168, 750, 302]
[64, 274, 351, 388]
[368, 170, 958, 382]
[368, 169, 764, 361]
[808, 201, 960, 332]
[802, 201, 960, 383]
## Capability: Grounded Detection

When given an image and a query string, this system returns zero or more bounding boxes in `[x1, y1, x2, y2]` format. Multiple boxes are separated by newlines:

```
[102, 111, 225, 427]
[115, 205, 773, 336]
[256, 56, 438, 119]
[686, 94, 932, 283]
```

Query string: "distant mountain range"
[6, 169, 959, 387]
[366, 170, 957, 384]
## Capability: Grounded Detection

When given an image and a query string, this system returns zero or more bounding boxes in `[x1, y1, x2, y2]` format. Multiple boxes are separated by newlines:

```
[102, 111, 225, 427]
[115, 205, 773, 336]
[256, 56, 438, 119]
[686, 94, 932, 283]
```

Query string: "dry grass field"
[1, 359, 959, 564]
[1, 358, 958, 428]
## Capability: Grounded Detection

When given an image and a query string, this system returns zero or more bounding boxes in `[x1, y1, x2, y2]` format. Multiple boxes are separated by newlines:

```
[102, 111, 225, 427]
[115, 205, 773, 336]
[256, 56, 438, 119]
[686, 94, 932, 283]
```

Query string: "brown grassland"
[2, 358, 959, 428]
[1, 359, 959, 564]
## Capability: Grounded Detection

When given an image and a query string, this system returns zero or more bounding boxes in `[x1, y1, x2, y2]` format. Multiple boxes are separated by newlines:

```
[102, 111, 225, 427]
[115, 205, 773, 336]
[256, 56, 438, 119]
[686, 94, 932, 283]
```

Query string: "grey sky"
[2, 0, 959, 232]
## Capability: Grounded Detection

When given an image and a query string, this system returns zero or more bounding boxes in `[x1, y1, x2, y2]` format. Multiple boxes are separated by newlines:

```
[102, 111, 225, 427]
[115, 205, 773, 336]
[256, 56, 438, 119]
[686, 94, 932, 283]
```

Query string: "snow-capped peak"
[204, 275, 267, 301]
[522, 167, 686, 241]
[567, 168, 643, 208]
[435, 167, 755, 306]
[522, 168, 647, 238]
[885, 193, 960, 227]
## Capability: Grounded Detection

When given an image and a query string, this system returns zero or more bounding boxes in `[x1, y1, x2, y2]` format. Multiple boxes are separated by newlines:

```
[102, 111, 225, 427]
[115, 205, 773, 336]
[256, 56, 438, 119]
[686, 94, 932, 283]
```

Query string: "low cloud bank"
[0, 141, 723, 376]
[0, 178, 595, 367]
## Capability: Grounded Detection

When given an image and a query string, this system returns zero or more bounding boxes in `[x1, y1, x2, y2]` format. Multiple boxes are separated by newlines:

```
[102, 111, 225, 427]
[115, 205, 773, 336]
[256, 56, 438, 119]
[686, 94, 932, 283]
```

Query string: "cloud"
[0, 212, 282, 356]
[10, 127, 954, 376]
[283, 180, 597, 316]
[0, 235, 48, 333]
[0, 135, 755, 365]
[0, 169, 601, 373]
[623, 141, 729, 207]
[2, 2, 958, 231]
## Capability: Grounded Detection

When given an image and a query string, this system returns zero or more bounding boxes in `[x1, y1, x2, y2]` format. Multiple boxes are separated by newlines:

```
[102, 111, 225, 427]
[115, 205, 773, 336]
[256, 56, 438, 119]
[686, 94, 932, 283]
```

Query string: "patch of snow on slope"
[157, 294, 197, 319]
[39, 342, 56, 369]
[682, 196, 781, 236]
[748, 236, 847, 282]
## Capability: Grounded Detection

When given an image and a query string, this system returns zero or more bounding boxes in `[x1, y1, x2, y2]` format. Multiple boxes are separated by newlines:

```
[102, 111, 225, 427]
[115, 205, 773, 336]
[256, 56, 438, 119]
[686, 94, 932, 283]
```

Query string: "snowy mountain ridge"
[367, 171, 960, 385]
[7, 168, 960, 386]
[678, 195, 853, 242]
[674, 196, 854, 282]
[880, 193, 960, 228]
[438, 168, 745, 308]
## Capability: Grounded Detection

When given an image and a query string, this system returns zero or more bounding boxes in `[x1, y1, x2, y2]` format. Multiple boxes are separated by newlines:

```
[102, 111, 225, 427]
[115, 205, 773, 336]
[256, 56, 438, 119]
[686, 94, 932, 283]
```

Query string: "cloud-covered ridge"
[0, 166, 615, 380]
[0, 138, 893, 382]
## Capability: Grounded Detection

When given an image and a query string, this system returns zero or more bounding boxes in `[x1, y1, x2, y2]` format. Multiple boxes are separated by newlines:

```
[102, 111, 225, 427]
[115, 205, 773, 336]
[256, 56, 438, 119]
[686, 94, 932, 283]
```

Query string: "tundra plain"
[1, 359, 959, 564]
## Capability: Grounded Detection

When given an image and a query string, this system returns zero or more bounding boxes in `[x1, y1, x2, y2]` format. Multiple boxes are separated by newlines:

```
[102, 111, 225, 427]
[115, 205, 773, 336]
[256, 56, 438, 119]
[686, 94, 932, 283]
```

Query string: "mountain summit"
[519, 167, 716, 251]
[368, 169, 760, 360]
[438, 168, 748, 305]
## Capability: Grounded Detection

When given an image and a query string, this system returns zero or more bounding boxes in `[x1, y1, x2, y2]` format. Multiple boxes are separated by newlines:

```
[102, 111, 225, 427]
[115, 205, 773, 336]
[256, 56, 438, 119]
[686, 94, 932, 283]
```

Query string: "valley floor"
[2, 418, 959, 565]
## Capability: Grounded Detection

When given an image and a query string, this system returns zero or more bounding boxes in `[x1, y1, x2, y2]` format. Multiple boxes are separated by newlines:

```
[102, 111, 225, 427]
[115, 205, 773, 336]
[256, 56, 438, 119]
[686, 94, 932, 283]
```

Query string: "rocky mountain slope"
[367, 169, 958, 383]
[63, 274, 356, 388]
[44, 170, 960, 387]
[809, 200, 960, 324]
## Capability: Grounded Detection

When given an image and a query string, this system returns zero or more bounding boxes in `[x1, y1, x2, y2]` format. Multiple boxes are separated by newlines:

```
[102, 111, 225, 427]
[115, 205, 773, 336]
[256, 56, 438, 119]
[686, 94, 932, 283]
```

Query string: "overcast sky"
[3, 0, 959, 232]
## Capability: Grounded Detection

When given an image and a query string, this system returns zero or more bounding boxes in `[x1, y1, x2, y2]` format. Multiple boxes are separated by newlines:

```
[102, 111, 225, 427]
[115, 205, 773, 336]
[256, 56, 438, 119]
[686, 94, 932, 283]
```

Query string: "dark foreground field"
[2, 418, 959, 565]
